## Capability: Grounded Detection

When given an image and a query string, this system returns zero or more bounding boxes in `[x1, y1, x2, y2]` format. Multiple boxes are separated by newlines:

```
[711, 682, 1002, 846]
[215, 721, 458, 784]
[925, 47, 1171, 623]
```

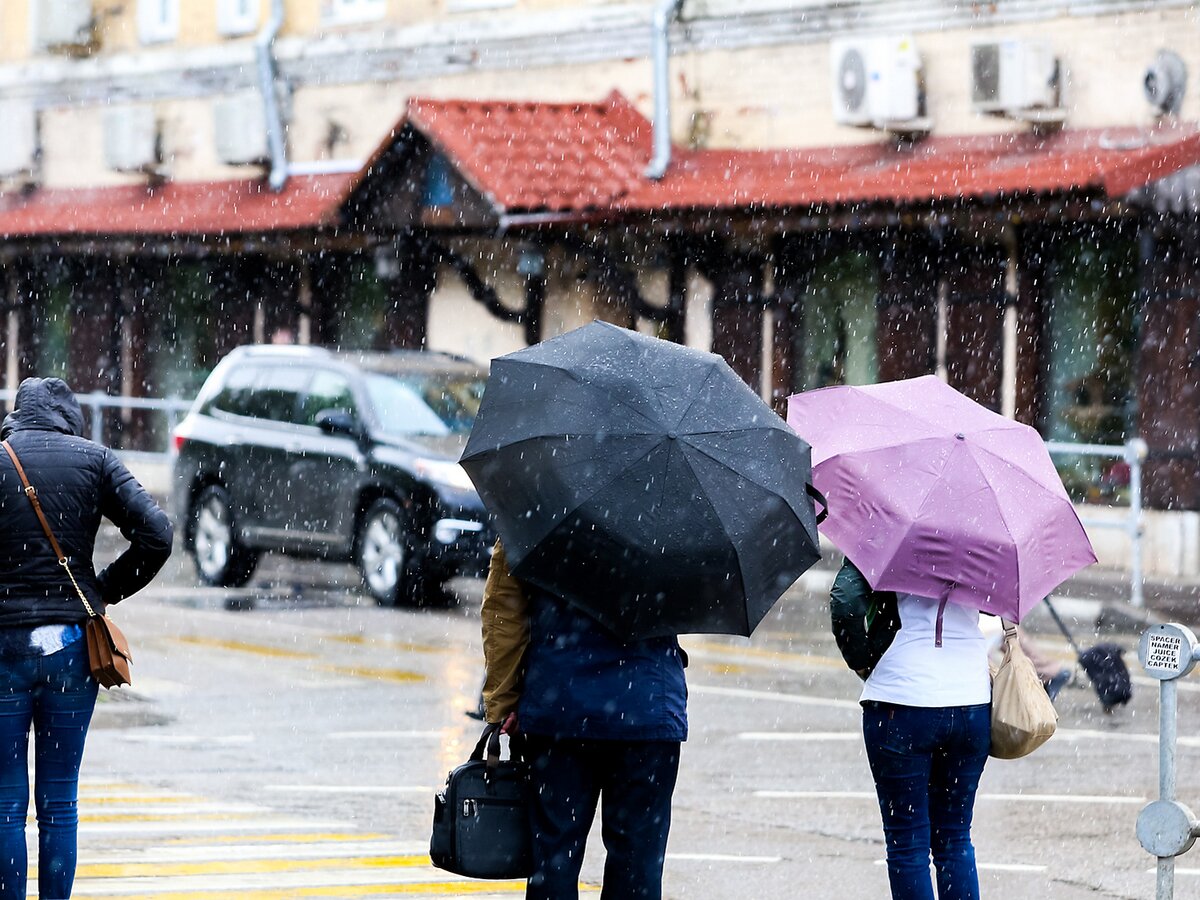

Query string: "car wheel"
[355, 498, 413, 607]
[190, 485, 259, 588]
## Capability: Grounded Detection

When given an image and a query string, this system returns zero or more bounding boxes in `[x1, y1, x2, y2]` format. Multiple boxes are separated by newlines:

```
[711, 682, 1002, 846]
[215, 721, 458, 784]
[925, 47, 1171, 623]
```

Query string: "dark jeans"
[523, 735, 680, 900]
[862, 701, 990, 900]
[0, 640, 97, 900]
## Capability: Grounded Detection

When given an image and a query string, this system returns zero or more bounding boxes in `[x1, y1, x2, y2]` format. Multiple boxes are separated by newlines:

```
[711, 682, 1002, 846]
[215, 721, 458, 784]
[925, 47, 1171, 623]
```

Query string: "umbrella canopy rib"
[680, 431, 815, 528]
[496, 436, 668, 559]
[493, 357, 667, 436]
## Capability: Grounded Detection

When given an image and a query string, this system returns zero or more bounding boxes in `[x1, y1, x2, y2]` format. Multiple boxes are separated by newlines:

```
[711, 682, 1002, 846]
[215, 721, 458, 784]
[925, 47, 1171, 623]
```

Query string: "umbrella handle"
[806, 483, 829, 525]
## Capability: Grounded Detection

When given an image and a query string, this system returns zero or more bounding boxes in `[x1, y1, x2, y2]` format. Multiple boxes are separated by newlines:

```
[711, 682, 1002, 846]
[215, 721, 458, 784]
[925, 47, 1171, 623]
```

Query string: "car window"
[206, 364, 259, 417]
[241, 366, 310, 423]
[300, 371, 358, 426]
[363, 371, 484, 436]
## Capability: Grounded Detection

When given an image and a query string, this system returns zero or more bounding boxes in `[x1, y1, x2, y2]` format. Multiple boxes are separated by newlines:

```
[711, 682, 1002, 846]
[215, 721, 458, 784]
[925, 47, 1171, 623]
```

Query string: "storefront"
[1, 92, 1198, 511]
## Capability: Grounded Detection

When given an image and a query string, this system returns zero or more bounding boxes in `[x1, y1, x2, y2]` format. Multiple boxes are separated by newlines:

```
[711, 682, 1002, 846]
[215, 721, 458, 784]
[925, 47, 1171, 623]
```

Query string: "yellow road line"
[78, 812, 260, 824]
[323, 664, 426, 683]
[328, 635, 449, 655]
[82, 883, 596, 898]
[83, 796, 199, 805]
[76, 855, 432, 878]
[172, 636, 315, 660]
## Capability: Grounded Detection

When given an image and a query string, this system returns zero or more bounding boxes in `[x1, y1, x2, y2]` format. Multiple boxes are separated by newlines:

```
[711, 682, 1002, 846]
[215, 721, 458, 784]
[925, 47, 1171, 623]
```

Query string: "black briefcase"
[430, 723, 533, 880]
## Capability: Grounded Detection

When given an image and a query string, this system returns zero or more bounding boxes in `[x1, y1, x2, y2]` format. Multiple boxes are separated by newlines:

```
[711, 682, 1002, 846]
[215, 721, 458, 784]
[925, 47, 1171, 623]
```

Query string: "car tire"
[355, 498, 414, 607]
[190, 485, 259, 588]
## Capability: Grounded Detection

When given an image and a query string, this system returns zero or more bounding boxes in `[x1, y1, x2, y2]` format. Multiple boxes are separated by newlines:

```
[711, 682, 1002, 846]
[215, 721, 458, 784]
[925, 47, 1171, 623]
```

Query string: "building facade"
[0, 1, 1197, 530]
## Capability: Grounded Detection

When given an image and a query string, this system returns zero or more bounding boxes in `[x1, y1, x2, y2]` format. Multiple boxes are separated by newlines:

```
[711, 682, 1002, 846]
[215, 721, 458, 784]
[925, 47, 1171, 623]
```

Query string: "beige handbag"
[990, 620, 1057, 759]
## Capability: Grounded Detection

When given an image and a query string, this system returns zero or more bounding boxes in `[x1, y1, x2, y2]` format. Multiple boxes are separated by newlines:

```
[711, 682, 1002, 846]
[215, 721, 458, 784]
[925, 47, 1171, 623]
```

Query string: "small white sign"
[1146, 633, 1184, 673]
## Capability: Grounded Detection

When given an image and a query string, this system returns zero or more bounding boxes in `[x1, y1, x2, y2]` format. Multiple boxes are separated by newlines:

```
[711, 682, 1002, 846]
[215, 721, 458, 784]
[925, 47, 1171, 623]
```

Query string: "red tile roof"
[0, 173, 356, 238]
[626, 125, 1200, 211]
[1, 91, 1198, 238]
[395, 92, 1200, 215]
[405, 91, 650, 213]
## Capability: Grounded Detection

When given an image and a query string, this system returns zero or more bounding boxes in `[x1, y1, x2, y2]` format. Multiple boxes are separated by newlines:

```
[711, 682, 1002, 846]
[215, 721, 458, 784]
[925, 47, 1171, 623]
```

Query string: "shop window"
[138, 0, 179, 44]
[36, 280, 72, 382]
[322, 0, 386, 25]
[796, 251, 879, 391]
[1044, 235, 1137, 503]
[147, 264, 215, 402]
[331, 258, 389, 350]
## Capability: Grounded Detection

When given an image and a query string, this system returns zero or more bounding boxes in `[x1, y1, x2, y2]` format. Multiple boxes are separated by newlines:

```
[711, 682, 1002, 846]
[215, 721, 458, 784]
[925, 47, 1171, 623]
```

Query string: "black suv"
[172, 345, 491, 604]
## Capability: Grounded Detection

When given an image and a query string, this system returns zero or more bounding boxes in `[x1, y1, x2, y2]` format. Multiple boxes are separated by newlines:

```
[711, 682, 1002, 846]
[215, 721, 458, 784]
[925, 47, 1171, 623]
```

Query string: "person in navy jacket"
[481, 539, 688, 900]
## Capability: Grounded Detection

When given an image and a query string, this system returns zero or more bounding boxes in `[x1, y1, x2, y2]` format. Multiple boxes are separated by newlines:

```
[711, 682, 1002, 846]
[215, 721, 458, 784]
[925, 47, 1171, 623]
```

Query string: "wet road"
[72, 546, 1199, 899]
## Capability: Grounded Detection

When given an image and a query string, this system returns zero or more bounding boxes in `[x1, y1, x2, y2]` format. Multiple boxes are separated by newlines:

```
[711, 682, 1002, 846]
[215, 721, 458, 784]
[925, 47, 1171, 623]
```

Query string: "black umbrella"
[460, 320, 824, 641]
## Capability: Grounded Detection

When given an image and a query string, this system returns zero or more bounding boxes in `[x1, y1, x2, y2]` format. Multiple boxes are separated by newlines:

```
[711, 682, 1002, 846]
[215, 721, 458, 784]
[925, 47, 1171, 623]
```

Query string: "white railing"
[0, 389, 193, 462]
[0, 389, 1154, 606]
[1046, 437, 1148, 608]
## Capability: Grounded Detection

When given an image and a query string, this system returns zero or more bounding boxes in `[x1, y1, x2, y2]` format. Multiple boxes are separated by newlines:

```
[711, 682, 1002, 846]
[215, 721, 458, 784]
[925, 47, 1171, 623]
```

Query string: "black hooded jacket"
[0, 377, 173, 627]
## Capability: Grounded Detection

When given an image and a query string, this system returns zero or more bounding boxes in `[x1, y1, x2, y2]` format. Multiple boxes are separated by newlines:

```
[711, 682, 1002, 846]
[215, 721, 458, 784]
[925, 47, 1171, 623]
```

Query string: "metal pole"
[1128, 437, 1147, 609]
[1158, 676, 1178, 899]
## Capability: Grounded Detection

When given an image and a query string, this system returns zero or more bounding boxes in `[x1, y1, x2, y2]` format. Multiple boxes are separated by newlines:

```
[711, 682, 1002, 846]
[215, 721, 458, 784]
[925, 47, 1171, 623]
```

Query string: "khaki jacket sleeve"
[481, 539, 530, 724]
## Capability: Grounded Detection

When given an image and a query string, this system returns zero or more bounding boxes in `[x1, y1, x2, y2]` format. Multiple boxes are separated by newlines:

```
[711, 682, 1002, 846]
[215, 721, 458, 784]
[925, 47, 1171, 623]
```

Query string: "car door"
[290, 368, 368, 552]
[240, 365, 313, 544]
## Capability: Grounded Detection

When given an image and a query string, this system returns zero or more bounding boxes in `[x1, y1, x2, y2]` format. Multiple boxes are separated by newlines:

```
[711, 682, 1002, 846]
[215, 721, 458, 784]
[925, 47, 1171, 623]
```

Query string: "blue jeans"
[523, 736, 680, 900]
[862, 701, 990, 900]
[0, 639, 97, 900]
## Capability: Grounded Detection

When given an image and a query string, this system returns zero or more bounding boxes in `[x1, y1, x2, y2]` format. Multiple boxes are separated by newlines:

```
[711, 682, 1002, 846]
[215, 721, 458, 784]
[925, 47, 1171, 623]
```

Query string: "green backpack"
[829, 560, 901, 680]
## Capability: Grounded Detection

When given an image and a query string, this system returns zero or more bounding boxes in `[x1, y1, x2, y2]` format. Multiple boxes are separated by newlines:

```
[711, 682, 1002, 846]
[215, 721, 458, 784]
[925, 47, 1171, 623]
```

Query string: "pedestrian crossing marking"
[74, 854, 435, 877]
[57, 781, 594, 898]
[159, 832, 391, 845]
[69, 884, 530, 898]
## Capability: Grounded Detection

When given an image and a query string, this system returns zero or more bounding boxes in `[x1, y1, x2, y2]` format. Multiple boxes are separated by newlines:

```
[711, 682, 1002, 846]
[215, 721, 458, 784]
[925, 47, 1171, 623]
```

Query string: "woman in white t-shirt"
[831, 560, 991, 900]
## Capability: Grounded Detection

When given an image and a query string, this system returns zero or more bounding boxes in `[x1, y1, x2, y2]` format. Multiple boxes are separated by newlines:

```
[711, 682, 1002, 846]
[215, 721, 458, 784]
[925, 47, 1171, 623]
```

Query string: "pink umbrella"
[786, 375, 1096, 622]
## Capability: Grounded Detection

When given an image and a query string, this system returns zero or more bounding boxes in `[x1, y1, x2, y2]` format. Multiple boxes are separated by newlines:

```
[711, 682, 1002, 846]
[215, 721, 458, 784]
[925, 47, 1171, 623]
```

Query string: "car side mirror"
[315, 409, 360, 438]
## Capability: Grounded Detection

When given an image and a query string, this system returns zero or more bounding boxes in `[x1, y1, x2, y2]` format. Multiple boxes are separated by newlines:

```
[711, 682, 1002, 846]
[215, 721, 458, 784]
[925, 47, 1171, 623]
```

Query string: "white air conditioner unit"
[0, 100, 38, 177]
[831, 35, 928, 131]
[33, 0, 94, 52]
[214, 93, 268, 165]
[103, 105, 160, 173]
[971, 39, 1062, 117]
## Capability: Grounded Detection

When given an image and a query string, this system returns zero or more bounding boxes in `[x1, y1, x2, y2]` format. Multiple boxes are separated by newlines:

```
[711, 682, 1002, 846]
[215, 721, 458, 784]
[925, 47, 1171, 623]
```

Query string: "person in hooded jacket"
[481, 539, 688, 900]
[0, 377, 173, 900]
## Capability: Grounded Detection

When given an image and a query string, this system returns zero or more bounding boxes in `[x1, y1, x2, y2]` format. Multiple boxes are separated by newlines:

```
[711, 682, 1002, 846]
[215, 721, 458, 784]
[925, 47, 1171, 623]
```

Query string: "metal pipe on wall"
[644, 0, 685, 181]
[256, 0, 288, 192]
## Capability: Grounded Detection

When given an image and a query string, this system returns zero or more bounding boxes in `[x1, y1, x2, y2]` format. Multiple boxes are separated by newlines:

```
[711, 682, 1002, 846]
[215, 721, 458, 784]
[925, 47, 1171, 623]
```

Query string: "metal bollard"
[1137, 624, 1200, 900]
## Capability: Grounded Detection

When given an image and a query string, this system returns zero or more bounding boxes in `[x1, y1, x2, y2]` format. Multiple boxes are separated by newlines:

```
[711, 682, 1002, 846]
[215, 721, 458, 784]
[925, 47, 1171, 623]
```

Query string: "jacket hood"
[1, 377, 85, 439]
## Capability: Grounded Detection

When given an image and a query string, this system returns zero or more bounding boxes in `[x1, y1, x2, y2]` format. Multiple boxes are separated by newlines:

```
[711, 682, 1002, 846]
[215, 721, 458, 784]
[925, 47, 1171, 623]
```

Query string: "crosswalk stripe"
[157, 832, 391, 845]
[75, 854, 434, 877]
[77, 841, 428, 864]
[59, 780, 571, 898]
[78, 818, 352, 835]
[66, 867, 523, 893]
[70, 884, 529, 898]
